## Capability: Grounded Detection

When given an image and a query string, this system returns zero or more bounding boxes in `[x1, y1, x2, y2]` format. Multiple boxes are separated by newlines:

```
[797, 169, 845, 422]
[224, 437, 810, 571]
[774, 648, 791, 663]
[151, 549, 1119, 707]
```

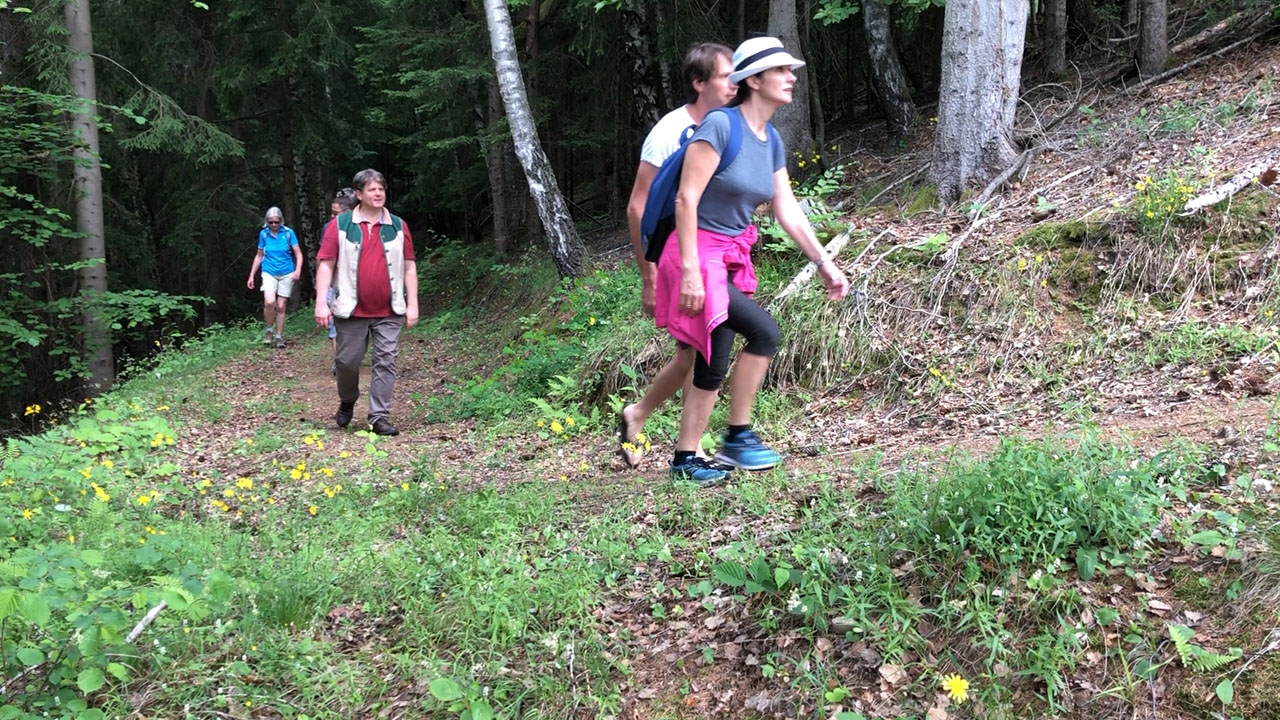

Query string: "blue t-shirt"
[257, 226, 299, 276]
[688, 107, 786, 236]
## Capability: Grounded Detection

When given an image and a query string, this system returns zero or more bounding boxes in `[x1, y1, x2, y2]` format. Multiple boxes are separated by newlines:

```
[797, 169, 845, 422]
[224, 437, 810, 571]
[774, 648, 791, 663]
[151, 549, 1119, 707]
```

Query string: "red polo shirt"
[318, 213, 415, 318]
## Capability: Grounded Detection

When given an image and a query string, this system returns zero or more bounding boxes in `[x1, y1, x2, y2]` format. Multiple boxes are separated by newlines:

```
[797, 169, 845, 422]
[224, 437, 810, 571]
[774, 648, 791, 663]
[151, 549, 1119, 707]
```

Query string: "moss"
[1048, 246, 1103, 303]
[905, 183, 939, 216]
[1018, 220, 1108, 250]
[1170, 566, 1224, 610]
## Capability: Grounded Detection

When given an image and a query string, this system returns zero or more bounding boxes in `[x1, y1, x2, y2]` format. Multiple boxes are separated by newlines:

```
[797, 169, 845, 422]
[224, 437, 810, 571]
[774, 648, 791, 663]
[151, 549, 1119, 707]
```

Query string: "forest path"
[178, 320, 1279, 496]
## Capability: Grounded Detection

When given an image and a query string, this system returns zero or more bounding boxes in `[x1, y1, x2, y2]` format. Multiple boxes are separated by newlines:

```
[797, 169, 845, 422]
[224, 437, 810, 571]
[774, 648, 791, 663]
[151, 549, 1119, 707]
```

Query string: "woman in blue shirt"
[247, 206, 302, 348]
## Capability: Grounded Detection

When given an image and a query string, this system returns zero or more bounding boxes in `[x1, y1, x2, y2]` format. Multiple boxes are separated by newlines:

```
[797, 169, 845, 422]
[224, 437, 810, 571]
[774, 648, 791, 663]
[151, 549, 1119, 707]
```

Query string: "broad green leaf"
[1075, 546, 1098, 580]
[162, 590, 190, 611]
[77, 667, 106, 693]
[80, 549, 104, 567]
[0, 587, 19, 620]
[1096, 608, 1120, 626]
[712, 562, 746, 588]
[77, 710, 106, 720]
[1216, 678, 1234, 705]
[107, 662, 129, 681]
[470, 699, 494, 720]
[16, 647, 43, 666]
[1188, 530, 1227, 547]
[429, 678, 463, 702]
[774, 567, 790, 590]
[19, 594, 51, 626]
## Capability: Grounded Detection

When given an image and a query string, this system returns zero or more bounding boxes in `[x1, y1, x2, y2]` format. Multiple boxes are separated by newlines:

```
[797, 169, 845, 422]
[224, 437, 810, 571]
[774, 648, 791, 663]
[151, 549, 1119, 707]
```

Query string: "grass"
[6, 310, 1280, 719]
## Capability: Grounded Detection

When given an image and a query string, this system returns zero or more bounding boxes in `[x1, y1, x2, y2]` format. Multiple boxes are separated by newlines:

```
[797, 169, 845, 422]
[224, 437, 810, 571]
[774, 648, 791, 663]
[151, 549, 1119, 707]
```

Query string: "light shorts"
[261, 272, 295, 299]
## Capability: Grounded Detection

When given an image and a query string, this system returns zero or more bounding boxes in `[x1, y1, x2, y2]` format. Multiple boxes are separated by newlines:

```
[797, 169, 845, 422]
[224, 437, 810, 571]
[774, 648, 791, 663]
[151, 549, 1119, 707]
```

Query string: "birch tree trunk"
[65, 0, 114, 393]
[862, 0, 916, 136]
[1138, 0, 1167, 74]
[768, 0, 814, 169]
[484, 0, 584, 277]
[1045, 0, 1068, 74]
[652, 0, 675, 110]
[930, 0, 1029, 206]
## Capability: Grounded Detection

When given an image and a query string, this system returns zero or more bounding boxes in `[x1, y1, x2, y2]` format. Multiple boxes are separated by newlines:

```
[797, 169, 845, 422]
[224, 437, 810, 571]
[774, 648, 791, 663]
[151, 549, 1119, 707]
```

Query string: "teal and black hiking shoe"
[714, 429, 780, 471]
[670, 456, 732, 486]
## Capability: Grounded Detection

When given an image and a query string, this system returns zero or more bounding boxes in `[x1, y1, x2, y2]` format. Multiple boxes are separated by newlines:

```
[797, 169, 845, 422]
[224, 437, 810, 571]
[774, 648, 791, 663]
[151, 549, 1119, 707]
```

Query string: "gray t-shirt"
[687, 107, 785, 236]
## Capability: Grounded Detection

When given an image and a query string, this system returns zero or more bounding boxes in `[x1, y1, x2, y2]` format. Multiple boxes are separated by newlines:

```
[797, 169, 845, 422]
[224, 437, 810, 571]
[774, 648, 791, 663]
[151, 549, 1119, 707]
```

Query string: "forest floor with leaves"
[9, 29, 1280, 720]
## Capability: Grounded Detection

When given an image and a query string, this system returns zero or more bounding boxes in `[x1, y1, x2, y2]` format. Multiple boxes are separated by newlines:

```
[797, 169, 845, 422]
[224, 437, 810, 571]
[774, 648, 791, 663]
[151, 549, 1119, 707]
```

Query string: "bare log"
[776, 231, 854, 300]
[1133, 26, 1276, 93]
[1182, 153, 1279, 214]
[127, 600, 167, 643]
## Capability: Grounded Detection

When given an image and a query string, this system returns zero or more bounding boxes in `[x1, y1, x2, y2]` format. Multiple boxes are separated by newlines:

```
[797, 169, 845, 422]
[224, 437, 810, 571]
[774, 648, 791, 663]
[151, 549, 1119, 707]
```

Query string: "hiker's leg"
[623, 345, 696, 438]
[334, 317, 371, 405]
[366, 315, 403, 422]
[722, 286, 779, 425]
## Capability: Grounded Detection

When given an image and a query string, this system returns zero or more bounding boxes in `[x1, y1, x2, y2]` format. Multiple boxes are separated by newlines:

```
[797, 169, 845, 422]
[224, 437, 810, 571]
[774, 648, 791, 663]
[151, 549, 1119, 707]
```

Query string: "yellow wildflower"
[401, 482, 409, 491]
[101, 459, 113, 469]
[22, 508, 33, 520]
[236, 477, 253, 490]
[245, 438, 254, 445]
[565, 417, 575, 427]
[24, 404, 41, 416]
[69, 534, 75, 544]
[156, 404, 170, 411]
[223, 488, 235, 498]
[941, 674, 970, 703]
[589, 316, 596, 326]
[136, 494, 151, 506]
[308, 505, 317, 516]
[550, 420, 564, 434]
[290, 469, 302, 480]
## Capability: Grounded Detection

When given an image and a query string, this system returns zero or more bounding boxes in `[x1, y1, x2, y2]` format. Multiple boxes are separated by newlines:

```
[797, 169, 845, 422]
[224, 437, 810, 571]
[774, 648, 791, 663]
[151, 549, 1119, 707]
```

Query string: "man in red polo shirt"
[314, 169, 419, 436]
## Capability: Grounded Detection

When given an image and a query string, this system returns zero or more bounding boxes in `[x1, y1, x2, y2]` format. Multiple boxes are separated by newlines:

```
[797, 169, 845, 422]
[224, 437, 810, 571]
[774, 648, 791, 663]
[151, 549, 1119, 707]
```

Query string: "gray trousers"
[334, 315, 403, 421]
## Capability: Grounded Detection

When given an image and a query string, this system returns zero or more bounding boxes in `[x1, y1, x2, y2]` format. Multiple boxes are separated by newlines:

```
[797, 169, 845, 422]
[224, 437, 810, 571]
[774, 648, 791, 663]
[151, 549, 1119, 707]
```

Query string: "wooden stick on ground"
[1133, 26, 1276, 93]
[1182, 153, 1278, 214]
[776, 230, 855, 301]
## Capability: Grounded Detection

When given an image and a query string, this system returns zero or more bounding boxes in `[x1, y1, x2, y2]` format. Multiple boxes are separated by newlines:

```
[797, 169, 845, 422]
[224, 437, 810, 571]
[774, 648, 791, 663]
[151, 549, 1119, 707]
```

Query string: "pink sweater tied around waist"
[654, 224, 758, 361]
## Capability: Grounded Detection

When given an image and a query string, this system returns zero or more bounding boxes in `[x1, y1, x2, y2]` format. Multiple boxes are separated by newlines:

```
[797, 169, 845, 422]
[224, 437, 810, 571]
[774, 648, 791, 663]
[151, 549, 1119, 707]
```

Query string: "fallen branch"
[864, 165, 926, 207]
[969, 147, 1046, 219]
[776, 230, 855, 301]
[1020, 166, 1092, 204]
[127, 601, 167, 644]
[1090, 9, 1267, 86]
[1182, 153, 1279, 214]
[1133, 25, 1276, 93]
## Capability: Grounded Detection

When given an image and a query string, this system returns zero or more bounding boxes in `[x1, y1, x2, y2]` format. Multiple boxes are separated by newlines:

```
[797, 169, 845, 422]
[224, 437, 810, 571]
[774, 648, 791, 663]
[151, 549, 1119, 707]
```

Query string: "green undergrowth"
[5, 327, 1276, 719]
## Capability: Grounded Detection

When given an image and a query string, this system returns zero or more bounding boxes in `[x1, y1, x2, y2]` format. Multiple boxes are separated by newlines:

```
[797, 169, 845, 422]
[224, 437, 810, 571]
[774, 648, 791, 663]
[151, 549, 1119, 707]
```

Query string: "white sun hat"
[729, 36, 805, 85]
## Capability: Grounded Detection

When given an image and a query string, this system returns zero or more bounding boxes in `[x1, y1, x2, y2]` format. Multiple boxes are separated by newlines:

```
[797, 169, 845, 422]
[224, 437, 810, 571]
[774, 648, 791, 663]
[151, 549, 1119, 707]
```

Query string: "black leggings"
[692, 283, 779, 391]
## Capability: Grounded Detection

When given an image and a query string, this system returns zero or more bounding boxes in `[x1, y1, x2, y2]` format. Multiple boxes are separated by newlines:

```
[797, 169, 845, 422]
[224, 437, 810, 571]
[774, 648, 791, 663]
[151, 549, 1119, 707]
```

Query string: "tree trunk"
[652, 0, 675, 110]
[483, 0, 584, 278]
[802, 0, 826, 159]
[737, 0, 746, 43]
[1045, 0, 1068, 74]
[768, 0, 814, 169]
[862, 0, 916, 136]
[522, 0, 544, 246]
[621, 0, 661, 129]
[929, 0, 1029, 206]
[485, 81, 512, 257]
[65, 0, 114, 394]
[1138, 0, 1167, 74]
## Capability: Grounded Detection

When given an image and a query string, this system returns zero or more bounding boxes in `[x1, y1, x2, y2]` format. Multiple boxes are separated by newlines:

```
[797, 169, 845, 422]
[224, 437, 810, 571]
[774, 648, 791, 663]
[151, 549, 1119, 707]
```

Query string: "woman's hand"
[819, 263, 849, 301]
[679, 269, 705, 316]
[246, 275, 255, 290]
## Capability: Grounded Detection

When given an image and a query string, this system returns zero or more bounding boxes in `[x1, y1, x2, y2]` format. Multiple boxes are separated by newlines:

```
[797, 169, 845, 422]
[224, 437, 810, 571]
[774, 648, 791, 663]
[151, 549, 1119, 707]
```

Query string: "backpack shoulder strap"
[716, 107, 744, 174]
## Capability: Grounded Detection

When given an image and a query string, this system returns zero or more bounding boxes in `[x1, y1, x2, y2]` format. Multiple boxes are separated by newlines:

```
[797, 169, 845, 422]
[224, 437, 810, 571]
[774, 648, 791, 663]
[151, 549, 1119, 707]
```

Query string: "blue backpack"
[640, 106, 778, 263]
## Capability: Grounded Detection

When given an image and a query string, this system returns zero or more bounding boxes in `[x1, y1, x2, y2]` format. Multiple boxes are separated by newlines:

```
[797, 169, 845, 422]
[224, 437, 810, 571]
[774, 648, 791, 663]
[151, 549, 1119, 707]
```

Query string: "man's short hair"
[352, 169, 387, 192]
[683, 42, 733, 104]
[333, 188, 358, 211]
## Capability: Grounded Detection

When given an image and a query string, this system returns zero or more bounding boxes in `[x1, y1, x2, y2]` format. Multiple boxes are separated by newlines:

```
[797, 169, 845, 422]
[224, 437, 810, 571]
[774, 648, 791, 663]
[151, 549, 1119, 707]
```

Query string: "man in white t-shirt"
[619, 42, 736, 467]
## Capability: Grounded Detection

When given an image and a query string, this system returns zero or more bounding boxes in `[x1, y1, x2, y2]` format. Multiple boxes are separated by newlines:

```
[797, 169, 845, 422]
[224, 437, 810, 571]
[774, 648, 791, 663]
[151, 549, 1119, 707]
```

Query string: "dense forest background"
[0, 0, 1269, 426]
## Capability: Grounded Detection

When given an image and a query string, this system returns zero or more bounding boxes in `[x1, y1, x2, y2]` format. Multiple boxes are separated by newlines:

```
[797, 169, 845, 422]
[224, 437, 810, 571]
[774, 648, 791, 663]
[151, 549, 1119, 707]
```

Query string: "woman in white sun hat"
[652, 35, 850, 486]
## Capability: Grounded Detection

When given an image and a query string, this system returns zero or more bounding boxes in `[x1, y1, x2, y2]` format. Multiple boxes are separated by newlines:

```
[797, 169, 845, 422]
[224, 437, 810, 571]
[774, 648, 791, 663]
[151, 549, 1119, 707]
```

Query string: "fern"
[1168, 624, 1242, 672]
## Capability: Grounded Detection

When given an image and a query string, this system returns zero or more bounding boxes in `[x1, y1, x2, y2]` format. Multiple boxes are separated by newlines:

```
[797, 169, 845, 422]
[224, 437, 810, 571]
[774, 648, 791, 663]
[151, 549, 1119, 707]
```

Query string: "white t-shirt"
[639, 105, 696, 168]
